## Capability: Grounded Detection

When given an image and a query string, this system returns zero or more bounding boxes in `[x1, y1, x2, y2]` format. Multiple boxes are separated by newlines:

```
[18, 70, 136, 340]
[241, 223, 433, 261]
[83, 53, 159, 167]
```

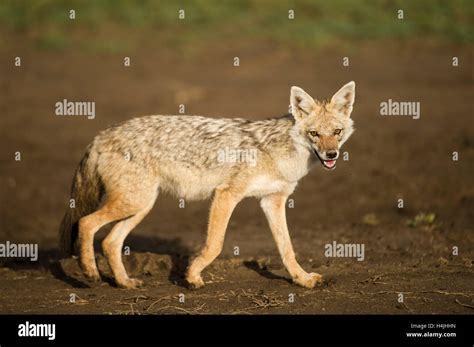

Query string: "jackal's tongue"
[324, 160, 336, 168]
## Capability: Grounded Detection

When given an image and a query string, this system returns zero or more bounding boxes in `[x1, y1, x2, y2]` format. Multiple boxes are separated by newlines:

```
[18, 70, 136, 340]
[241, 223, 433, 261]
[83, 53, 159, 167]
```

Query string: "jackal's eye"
[334, 129, 342, 135]
[309, 131, 319, 137]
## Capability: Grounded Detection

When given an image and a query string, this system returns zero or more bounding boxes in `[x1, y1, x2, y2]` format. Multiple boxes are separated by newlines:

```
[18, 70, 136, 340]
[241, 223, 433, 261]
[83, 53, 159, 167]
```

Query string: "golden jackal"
[60, 82, 356, 289]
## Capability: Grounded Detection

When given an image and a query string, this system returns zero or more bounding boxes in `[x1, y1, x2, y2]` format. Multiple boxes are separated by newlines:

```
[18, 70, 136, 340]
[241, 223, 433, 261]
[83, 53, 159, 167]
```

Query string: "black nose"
[326, 150, 338, 159]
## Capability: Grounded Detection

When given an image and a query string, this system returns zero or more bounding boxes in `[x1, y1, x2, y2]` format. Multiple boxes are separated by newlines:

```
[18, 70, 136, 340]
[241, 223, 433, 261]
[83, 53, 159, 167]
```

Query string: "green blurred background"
[0, 0, 472, 51]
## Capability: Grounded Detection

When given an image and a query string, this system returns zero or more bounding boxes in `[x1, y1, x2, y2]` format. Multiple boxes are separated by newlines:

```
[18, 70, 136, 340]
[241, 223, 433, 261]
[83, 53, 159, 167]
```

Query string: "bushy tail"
[59, 146, 103, 257]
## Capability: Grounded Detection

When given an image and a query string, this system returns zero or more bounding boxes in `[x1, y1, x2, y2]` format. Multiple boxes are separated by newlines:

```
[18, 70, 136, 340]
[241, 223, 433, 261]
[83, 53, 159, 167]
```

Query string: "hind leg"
[78, 182, 157, 281]
[78, 202, 129, 281]
[102, 194, 156, 289]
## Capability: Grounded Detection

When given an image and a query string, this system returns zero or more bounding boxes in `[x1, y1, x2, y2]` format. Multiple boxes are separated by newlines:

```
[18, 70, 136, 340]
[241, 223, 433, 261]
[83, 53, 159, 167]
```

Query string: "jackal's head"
[290, 82, 355, 170]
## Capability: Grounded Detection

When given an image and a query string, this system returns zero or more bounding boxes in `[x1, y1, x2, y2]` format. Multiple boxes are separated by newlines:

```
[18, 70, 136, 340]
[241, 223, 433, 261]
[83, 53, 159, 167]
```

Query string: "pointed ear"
[331, 81, 355, 117]
[290, 86, 316, 120]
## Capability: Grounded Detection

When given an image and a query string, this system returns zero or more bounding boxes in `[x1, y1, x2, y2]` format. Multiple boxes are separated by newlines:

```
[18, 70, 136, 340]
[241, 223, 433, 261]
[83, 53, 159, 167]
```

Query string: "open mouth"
[312, 149, 337, 170]
[322, 159, 337, 170]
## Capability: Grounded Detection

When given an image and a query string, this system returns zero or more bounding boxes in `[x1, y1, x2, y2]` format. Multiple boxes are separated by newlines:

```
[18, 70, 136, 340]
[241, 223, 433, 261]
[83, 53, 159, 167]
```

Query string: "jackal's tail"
[59, 145, 103, 257]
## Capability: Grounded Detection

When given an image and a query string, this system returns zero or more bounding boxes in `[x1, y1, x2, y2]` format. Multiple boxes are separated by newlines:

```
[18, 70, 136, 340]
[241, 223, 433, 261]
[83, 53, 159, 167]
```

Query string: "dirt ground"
[0, 39, 473, 314]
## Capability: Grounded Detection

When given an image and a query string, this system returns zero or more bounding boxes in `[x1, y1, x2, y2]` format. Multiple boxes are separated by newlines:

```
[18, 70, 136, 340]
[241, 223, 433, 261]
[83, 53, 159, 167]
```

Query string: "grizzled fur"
[60, 82, 356, 289]
[93, 114, 300, 200]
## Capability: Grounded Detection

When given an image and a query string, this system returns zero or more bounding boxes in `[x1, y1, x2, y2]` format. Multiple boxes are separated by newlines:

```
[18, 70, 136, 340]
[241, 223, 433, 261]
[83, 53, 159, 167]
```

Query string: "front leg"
[260, 193, 322, 288]
[186, 188, 241, 288]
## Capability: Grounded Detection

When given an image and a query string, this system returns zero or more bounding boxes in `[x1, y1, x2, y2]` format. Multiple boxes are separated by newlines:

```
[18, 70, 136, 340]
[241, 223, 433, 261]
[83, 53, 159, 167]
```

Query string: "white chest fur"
[276, 147, 313, 183]
[245, 175, 295, 198]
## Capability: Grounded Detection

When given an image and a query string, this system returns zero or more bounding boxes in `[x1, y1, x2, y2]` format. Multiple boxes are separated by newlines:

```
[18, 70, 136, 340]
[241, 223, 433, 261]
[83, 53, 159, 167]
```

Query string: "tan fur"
[186, 188, 243, 288]
[59, 82, 356, 289]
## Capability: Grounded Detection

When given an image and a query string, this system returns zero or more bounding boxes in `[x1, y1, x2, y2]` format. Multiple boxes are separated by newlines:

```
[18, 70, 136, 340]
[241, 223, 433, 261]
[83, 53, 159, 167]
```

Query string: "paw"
[117, 277, 144, 289]
[83, 268, 101, 282]
[294, 272, 323, 289]
[186, 274, 205, 289]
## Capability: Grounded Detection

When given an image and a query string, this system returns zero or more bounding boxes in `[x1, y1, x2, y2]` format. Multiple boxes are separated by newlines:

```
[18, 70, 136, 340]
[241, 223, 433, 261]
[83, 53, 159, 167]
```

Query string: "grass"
[406, 212, 436, 228]
[0, 0, 473, 51]
[361, 213, 380, 226]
